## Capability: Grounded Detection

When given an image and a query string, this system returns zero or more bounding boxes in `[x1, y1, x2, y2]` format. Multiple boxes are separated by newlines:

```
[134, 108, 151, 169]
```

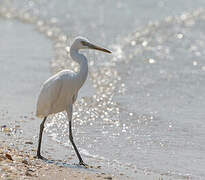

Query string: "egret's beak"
[82, 41, 111, 53]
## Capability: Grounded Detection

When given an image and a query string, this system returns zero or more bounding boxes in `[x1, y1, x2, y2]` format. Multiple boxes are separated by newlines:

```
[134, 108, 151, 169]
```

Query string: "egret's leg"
[37, 116, 47, 159]
[67, 105, 87, 166]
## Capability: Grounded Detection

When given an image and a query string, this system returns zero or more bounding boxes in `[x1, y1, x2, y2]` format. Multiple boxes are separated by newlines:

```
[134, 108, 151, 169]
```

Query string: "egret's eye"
[81, 41, 89, 46]
[81, 41, 85, 45]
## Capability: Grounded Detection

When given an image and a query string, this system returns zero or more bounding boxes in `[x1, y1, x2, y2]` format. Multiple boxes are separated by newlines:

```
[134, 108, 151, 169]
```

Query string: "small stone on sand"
[5, 153, 13, 161]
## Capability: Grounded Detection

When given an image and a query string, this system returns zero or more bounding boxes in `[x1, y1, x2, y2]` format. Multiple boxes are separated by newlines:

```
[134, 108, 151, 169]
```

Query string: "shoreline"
[0, 120, 166, 180]
[0, 140, 124, 180]
[0, 137, 168, 180]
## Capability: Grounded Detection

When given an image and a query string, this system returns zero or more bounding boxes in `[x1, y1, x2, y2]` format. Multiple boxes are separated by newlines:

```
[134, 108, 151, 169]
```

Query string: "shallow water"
[1, 0, 205, 179]
[0, 20, 52, 121]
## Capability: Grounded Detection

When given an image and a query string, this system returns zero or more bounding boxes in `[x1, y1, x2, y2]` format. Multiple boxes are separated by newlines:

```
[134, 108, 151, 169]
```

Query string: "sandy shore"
[0, 141, 123, 180]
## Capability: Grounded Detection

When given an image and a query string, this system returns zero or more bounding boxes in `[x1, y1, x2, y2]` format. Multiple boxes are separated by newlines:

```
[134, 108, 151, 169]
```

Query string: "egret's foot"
[36, 154, 47, 160]
[79, 161, 88, 167]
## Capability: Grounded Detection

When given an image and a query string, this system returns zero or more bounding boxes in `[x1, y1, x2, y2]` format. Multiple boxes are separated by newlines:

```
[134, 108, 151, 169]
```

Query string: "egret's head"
[71, 36, 111, 53]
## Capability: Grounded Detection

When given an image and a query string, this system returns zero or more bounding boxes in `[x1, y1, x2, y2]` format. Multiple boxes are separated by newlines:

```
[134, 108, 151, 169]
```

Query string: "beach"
[0, 141, 121, 180]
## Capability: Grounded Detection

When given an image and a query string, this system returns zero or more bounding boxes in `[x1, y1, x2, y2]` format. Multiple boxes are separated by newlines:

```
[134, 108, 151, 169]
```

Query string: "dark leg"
[37, 116, 47, 159]
[67, 105, 87, 166]
[69, 120, 87, 166]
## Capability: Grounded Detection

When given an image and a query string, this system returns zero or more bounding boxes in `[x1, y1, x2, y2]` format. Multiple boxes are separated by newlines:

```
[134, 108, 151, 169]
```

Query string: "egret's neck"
[70, 49, 88, 89]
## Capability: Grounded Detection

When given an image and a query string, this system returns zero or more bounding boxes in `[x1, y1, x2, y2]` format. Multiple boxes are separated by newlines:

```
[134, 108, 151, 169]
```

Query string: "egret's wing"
[36, 74, 63, 117]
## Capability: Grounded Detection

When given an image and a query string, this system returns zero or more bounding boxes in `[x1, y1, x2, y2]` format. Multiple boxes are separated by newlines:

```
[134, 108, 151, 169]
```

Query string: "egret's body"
[36, 37, 111, 166]
[36, 70, 81, 117]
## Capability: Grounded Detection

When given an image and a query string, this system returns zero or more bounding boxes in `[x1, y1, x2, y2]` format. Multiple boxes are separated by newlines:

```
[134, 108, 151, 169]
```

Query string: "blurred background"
[0, 1, 205, 179]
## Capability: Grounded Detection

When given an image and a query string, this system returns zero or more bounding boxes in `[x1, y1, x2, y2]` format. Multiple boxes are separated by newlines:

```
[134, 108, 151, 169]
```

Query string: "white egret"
[36, 36, 111, 166]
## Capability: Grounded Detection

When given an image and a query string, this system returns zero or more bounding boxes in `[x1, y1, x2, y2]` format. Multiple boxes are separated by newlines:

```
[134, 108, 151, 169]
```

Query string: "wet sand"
[0, 141, 122, 180]
[0, 140, 165, 180]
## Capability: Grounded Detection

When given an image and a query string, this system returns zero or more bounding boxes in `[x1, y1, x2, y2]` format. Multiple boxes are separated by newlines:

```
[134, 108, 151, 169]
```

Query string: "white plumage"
[36, 70, 77, 117]
[35, 36, 111, 166]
